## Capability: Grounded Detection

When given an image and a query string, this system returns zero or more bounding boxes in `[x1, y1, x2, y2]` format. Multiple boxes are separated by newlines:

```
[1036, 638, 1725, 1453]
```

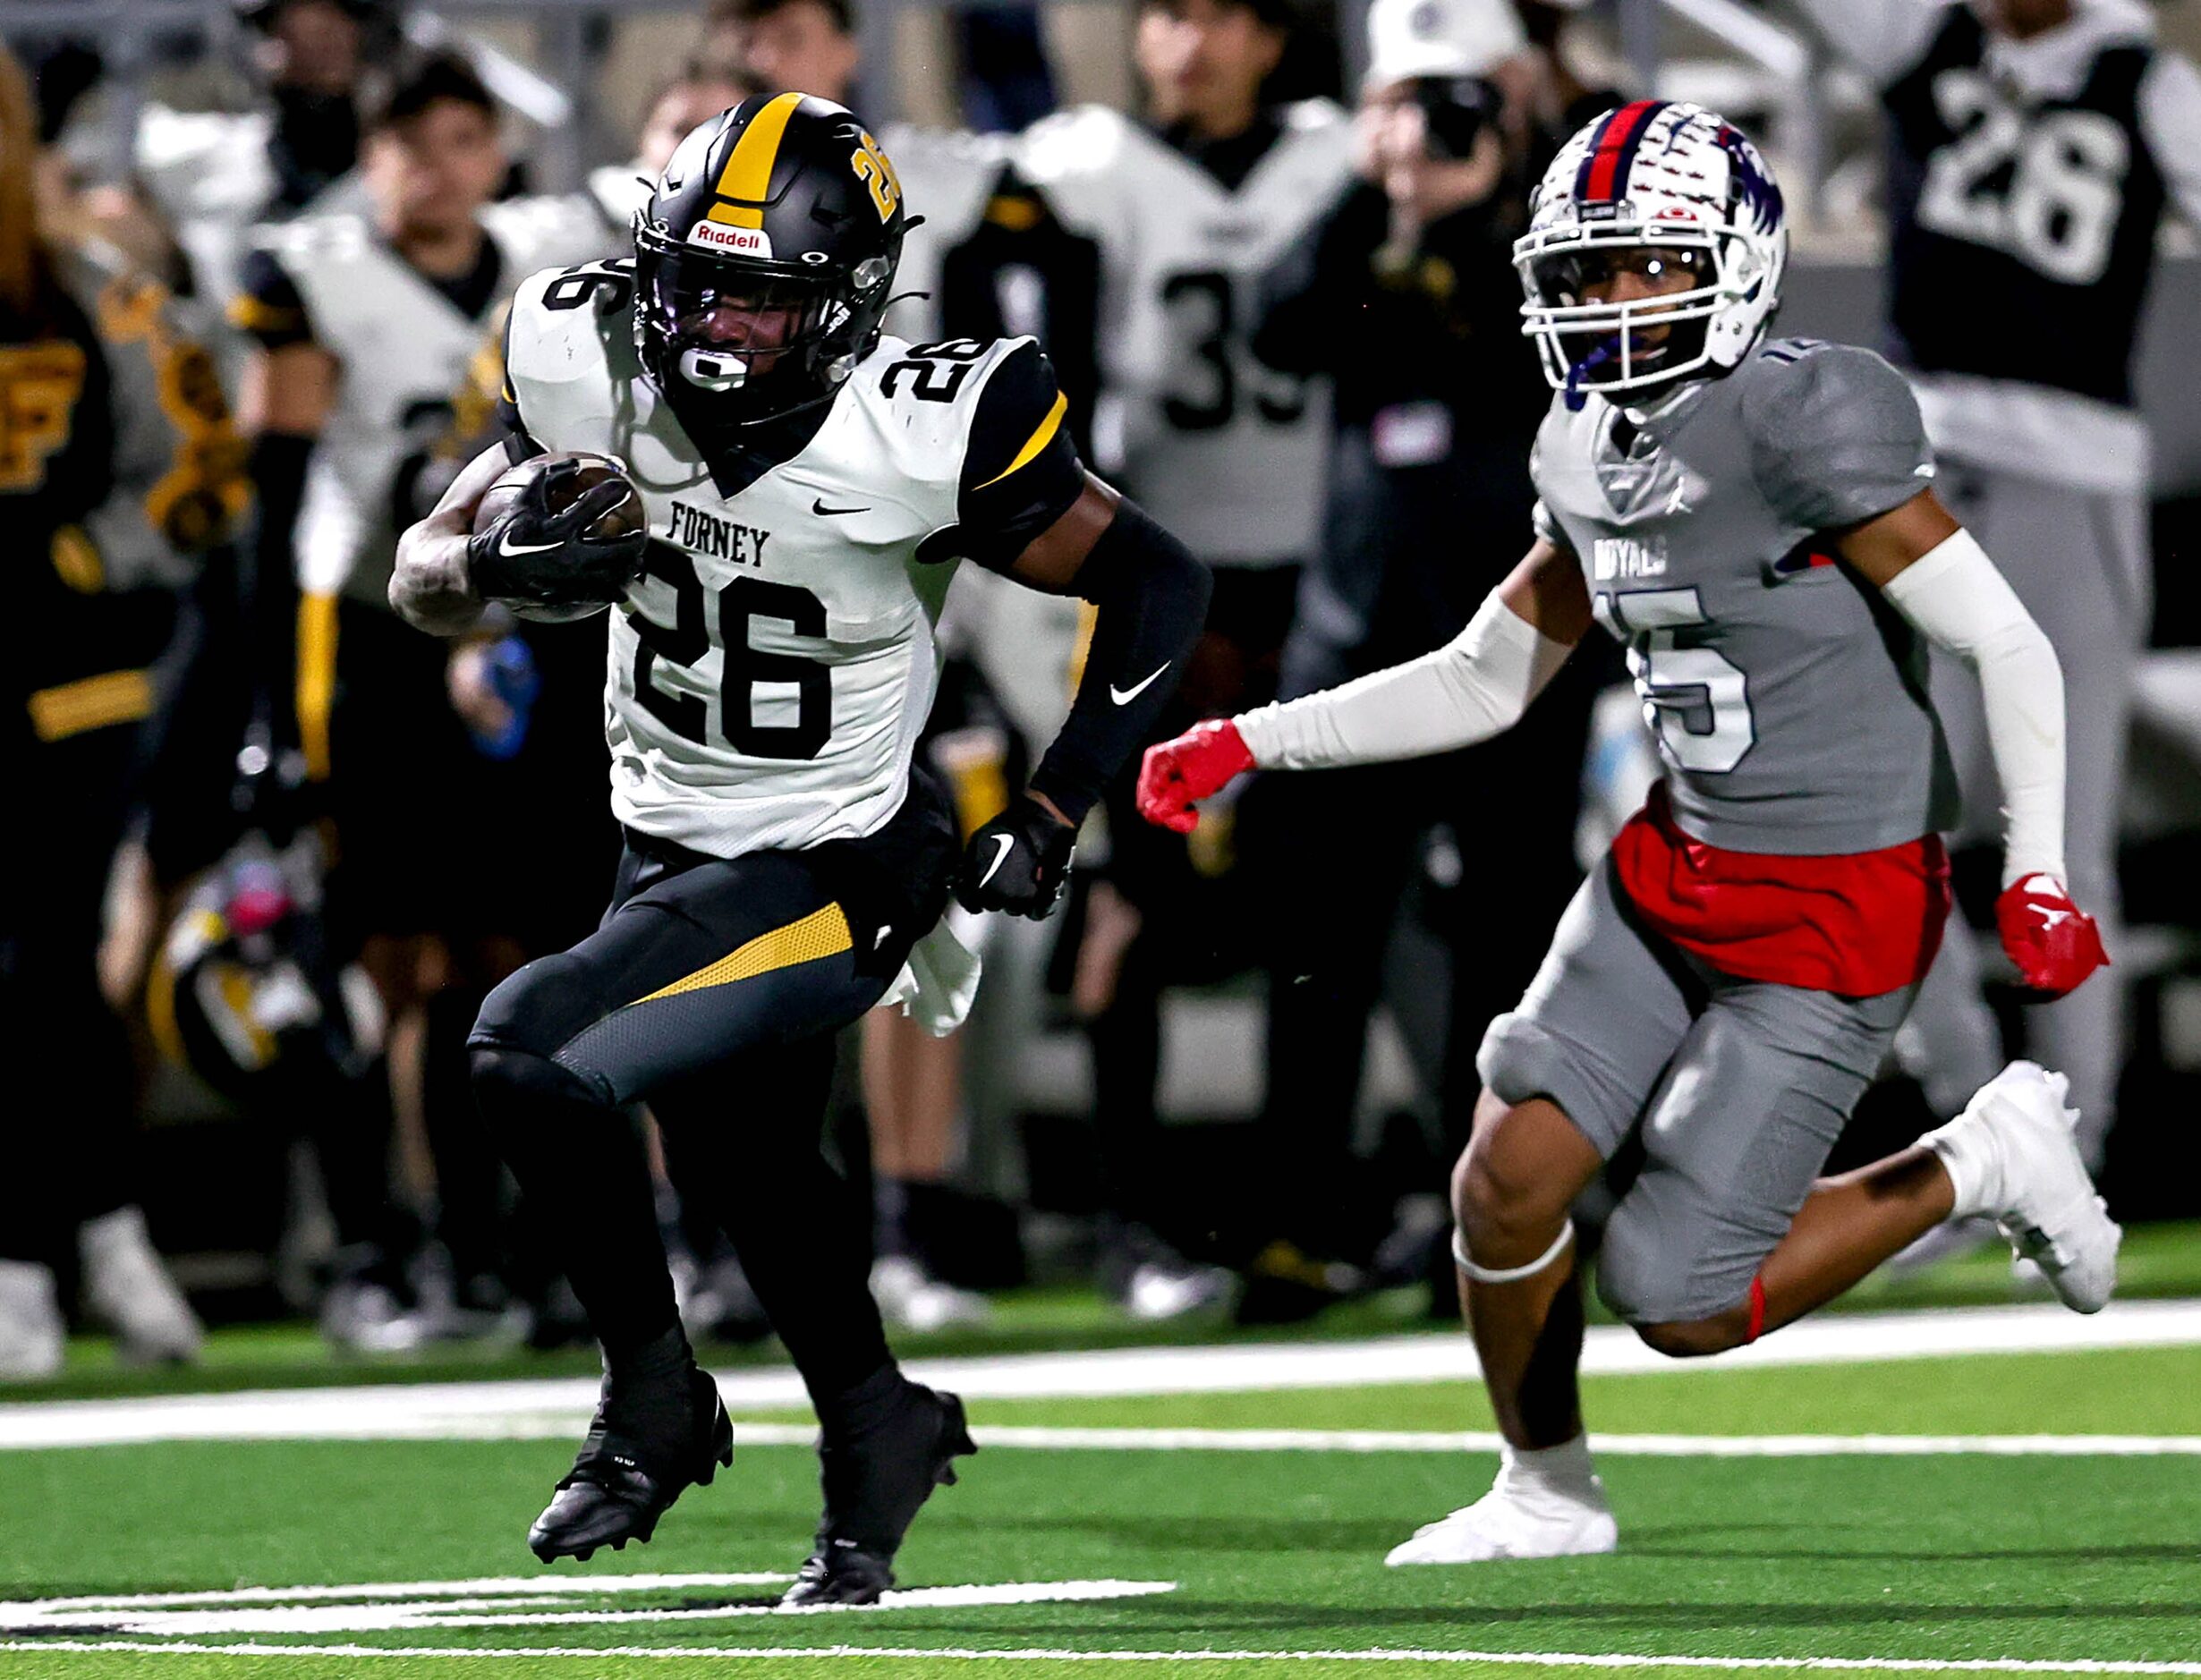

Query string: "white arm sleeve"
[1880, 529, 2066, 887]
[1235, 591, 1574, 771]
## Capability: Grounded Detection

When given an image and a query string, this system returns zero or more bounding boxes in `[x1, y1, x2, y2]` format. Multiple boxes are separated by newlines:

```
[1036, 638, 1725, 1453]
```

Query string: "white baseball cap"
[1364, 0, 1527, 88]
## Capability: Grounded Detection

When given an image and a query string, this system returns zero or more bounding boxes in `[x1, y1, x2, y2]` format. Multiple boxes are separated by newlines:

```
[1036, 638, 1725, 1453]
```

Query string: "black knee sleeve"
[469, 1042, 604, 1120]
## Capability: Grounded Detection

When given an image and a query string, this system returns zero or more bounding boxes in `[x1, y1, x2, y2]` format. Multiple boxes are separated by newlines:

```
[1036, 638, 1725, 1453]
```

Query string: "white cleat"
[79, 1206, 203, 1366]
[1932, 1062, 2120, 1314]
[870, 1255, 990, 1333]
[1121, 1258, 1234, 1323]
[1384, 1443, 1619, 1566]
[0, 1260, 65, 1383]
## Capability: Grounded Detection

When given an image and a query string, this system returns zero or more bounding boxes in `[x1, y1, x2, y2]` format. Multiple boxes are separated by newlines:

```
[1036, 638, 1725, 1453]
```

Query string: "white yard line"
[722, 1423, 2201, 1455]
[4, 1641, 2198, 1674]
[4, 1580, 1179, 1638]
[15, 1575, 790, 1614]
[2, 1300, 2196, 1452]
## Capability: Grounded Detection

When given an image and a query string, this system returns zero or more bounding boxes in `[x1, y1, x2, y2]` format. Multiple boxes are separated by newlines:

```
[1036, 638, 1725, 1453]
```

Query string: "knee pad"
[1476, 1013, 1627, 1158]
[1595, 1201, 1757, 1328]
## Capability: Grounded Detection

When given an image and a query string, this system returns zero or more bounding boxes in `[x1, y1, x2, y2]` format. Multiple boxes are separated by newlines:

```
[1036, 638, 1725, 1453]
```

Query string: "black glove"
[466, 461, 647, 607]
[955, 795, 1075, 919]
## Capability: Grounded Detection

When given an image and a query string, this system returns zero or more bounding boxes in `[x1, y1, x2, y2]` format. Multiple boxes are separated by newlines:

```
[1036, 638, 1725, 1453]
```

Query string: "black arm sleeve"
[1026, 498, 1211, 824]
[229, 248, 316, 350]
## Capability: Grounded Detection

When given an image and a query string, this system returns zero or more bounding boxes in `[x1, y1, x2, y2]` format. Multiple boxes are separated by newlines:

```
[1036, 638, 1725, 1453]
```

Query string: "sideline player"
[231, 52, 604, 1341]
[1789, 0, 2201, 1214]
[1138, 102, 2116, 1562]
[391, 96, 1209, 1599]
[0, 38, 244, 1377]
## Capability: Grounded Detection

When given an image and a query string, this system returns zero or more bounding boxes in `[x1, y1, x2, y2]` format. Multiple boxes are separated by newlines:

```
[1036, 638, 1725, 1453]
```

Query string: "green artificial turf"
[6, 1228, 2197, 1676]
[920, 1344, 2201, 1438]
[31, 1223, 2201, 1405]
[3, 1382, 2197, 1677]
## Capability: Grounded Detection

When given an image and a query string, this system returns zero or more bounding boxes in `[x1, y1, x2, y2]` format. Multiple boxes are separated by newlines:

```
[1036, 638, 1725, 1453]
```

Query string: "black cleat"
[1232, 1239, 1365, 1327]
[778, 1379, 977, 1606]
[529, 1341, 733, 1564]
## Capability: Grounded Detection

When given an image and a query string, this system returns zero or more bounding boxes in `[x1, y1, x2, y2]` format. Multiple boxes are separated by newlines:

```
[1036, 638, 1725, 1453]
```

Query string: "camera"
[1405, 73, 1499, 160]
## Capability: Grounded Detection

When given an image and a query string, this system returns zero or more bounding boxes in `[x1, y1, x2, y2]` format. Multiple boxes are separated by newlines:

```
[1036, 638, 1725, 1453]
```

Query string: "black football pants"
[468, 775, 957, 1403]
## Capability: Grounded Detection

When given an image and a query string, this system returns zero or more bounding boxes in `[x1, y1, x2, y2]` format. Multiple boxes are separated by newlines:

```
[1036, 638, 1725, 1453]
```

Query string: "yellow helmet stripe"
[707, 91, 806, 229]
[973, 389, 1068, 489]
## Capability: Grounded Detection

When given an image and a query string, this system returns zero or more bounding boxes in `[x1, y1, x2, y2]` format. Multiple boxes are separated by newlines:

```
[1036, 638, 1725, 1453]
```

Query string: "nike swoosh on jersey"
[978, 832, 1016, 888]
[812, 498, 871, 516]
[498, 530, 563, 557]
[1109, 663, 1170, 707]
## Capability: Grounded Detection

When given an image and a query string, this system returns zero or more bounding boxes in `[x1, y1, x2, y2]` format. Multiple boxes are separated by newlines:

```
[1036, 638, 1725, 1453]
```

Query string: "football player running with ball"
[392, 96, 1208, 1599]
[1138, 102, 2114, 1565]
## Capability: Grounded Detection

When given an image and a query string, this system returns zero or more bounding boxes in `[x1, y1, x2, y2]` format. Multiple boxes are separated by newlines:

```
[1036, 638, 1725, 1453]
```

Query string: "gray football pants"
[1901, 463, 2146, 1160]
[1479, 861, 1914, 1325]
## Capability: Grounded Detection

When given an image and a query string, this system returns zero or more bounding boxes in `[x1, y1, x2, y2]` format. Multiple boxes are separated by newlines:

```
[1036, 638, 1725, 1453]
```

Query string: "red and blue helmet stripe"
[1572, 99, 1670, 207]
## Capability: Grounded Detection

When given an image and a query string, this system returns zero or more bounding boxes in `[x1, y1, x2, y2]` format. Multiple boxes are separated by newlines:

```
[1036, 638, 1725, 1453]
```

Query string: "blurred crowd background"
[4, 0, 2200, 1379]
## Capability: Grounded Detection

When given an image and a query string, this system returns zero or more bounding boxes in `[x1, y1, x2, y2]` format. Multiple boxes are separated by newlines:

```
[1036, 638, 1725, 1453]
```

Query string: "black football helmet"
[632, 92, 909, 427]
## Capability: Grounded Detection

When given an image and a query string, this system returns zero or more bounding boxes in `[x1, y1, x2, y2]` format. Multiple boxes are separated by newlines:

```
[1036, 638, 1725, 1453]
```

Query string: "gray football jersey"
[1534, 339, 1960, 856]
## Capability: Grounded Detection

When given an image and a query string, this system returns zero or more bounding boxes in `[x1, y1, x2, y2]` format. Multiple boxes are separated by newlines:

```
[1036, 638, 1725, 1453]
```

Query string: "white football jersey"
[502, 261, 1049, 859]
[255, 199, 607, 606]
[1014, 101, 1353, 565]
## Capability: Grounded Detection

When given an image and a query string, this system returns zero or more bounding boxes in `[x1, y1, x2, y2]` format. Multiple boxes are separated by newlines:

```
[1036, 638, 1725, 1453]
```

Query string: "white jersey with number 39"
[501, 260, 1040, 858]
[1014, 102, 1352, 565]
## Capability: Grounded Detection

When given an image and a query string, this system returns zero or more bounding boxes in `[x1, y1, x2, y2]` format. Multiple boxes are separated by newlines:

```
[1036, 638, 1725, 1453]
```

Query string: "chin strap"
[1562, 338, 1620, 412]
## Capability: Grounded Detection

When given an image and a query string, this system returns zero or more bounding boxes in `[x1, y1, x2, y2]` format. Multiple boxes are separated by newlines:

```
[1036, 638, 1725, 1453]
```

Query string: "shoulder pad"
[504, 262, 633, 440]
[880, 123, 1008, 174]
[1016, 106, 1134, 184]
[1740, 339, 1932, 530]
[482, 194, 616, 272]
[132, 107, 275, 215]
[849, 334, 1032, 478]
[506, 261, 632, 353]
[1741, 338, 1913, 423]
[251, 213, 373, 272]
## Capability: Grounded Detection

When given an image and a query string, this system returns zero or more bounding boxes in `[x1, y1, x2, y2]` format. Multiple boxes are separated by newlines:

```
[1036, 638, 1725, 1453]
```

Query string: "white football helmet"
[1514, 101, 1788, 408]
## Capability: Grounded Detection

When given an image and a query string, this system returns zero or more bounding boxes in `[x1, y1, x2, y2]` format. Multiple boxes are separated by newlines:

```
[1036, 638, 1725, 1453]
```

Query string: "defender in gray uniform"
[1137, 102, 2117, 1565]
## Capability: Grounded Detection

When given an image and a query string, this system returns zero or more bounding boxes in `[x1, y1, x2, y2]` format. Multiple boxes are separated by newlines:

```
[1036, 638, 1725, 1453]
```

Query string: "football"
[472, 451, 647, 623]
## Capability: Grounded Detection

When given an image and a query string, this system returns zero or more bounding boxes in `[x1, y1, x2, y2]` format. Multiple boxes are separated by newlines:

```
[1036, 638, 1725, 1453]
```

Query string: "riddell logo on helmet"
[688, 222, 773, 259]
